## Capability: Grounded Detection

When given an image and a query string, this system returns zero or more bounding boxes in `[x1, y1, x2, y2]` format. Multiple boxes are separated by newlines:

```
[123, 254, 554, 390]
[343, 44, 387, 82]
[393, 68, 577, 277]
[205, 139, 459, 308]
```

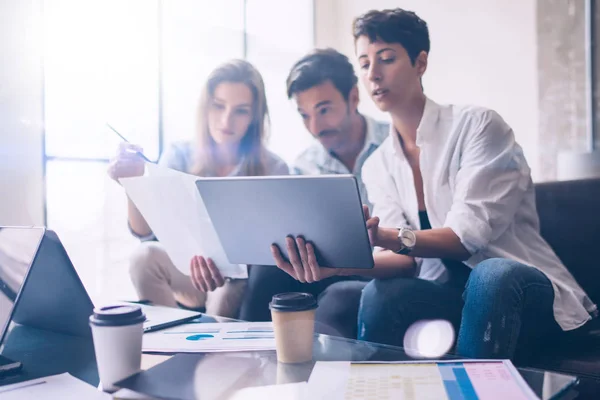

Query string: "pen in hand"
[106, 123, 153, 163]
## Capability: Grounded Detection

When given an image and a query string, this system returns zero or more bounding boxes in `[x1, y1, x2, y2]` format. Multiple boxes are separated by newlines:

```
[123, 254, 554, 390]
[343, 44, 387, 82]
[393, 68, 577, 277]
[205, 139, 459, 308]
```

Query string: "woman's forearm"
[378, 227, 471, 261]
[338, 250, 417, 279]
[127, 198, 152, 237]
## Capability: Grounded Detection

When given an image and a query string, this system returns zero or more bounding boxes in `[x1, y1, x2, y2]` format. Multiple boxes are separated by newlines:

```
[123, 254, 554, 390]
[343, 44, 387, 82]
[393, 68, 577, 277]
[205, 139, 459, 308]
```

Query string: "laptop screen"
[0, 227, 45, 345]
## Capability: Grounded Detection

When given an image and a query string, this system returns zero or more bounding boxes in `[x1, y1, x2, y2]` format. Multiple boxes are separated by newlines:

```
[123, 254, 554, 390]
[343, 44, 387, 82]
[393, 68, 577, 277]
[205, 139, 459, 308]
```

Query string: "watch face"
[401, 230, 417, 247]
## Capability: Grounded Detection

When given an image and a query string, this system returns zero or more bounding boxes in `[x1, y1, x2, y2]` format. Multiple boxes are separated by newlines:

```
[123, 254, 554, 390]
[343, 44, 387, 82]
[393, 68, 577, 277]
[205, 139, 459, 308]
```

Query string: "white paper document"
[142, 322, 276, 353]
[229, 382, 309, 400]
[120, 163, 247, 278]
[308, 360, 539, 400]
[112, 388, 159, 400]
[0, 373, 111, 400]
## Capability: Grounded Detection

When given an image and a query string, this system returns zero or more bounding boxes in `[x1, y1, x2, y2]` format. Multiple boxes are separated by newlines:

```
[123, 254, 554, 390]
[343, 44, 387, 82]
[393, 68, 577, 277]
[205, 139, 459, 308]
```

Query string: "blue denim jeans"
[357, 258, 565, 360]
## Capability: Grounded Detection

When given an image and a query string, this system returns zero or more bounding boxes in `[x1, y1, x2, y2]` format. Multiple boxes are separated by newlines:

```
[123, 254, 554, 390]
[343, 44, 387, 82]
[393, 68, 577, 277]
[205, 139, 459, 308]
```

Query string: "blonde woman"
[108, 60, 289, 318]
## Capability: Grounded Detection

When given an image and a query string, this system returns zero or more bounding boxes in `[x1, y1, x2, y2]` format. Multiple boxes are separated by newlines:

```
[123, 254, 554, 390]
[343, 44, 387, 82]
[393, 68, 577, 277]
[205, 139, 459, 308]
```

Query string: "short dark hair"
[286, 48, 358, 100]
[352, 9, 430, 65]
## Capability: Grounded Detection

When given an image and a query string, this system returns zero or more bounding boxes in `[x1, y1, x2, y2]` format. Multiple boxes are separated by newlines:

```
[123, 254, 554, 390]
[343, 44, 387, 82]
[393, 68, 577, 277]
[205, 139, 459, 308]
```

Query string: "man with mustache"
[238, 49, 387, 337]
[287, 48, 388, 211]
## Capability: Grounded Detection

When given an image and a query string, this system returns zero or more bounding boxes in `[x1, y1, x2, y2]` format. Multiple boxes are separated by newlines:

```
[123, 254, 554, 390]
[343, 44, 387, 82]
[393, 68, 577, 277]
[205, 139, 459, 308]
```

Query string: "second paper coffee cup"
[269, 292, 317, 364]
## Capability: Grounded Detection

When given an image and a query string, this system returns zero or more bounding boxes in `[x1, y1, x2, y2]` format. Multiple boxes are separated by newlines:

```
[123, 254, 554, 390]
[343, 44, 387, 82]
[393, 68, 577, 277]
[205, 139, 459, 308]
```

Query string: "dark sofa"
[527, 178, 600, 379]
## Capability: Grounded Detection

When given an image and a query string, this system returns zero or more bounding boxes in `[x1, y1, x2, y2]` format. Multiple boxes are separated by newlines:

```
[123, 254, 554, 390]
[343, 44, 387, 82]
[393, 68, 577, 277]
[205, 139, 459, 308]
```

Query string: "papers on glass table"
[0, 373, 111, 400]
[119, 163, 247, 279]
[308, 360, 539, 400]
[142, 322, 276, 353]
[230, 382, 309, 400]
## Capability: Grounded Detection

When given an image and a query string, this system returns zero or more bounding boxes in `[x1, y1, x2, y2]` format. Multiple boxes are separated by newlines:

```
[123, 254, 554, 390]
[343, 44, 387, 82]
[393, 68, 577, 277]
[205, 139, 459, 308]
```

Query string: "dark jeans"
[239, 265, 367, 338]
[358, 258, 568, 361]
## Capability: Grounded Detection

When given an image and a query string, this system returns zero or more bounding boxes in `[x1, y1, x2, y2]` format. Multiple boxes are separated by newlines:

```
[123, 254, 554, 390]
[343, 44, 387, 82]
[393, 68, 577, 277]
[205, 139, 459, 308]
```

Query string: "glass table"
[129, 314, 582, 399]
[0, 313, 595, 399]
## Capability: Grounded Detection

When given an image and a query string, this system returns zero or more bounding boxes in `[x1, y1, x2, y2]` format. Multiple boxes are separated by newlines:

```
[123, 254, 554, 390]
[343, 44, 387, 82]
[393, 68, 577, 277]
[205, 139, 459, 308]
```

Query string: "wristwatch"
[394, 227, 417, 255]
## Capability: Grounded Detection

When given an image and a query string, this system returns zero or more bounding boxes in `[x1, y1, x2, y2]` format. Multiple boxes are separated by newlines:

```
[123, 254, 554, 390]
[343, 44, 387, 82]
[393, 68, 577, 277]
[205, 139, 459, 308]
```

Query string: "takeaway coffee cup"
[89, 304, 146, 392]
[269, 292, 318, 363]
[276, 361, 313, 384]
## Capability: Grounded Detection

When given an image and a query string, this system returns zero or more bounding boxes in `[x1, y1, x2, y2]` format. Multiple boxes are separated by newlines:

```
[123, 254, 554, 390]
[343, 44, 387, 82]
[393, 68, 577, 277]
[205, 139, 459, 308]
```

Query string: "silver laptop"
[0, 226, 95, 341]
[0, 227, 200, 346]
[195, 175, 374, 270]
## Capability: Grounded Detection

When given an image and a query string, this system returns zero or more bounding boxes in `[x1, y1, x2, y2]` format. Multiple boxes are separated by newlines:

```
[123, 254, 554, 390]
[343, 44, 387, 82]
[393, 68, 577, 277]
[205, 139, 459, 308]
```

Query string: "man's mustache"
[318, 130, 339, 137]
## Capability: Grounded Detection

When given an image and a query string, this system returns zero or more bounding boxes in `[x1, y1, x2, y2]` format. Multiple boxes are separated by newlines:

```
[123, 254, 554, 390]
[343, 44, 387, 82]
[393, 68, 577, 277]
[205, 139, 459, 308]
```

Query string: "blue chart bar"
[443, 380, 465, 400]
[438, 364, 479, 400]
[453, 367, 478, 400]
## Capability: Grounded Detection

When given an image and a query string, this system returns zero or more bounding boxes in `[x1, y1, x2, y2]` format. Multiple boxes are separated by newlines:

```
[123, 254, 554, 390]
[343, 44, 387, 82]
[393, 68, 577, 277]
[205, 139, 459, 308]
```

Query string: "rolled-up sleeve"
[443, 111, 530, 255]
[127, 221, 157, 242]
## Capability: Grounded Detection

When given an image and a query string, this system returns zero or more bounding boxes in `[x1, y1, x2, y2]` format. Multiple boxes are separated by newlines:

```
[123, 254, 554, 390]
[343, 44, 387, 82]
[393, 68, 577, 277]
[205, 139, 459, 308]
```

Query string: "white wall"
[246, 0, 316, 163]
[315, 0, 540, 179]
[0, 0, 45, 226]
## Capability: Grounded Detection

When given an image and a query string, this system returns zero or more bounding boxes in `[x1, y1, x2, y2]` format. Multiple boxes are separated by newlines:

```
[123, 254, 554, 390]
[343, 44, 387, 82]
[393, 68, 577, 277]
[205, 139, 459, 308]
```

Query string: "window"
[43, 0, 314, 303]
[43, 0, 161, 302]
[44, 0, 160, 161]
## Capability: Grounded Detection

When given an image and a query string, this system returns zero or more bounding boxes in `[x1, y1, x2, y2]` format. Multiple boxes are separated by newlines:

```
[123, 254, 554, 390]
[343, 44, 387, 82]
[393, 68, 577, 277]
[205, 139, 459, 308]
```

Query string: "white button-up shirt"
[362, 97, 597, 331]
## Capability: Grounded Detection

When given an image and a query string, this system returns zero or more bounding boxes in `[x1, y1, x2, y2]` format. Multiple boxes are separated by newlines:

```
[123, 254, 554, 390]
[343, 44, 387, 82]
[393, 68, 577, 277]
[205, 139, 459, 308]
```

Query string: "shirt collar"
[363, 115, 383, 150]
[390, 96, 440, 155]
[416, 97, 440, 144]
[315, 114, 380, 169]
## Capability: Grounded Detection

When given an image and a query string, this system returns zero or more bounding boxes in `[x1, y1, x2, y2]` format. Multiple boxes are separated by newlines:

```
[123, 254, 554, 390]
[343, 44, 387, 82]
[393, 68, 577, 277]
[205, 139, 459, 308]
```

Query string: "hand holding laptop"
[271, 237, 339, 283]
[271, 205, 380, 283]
[363, 204, 381, 246]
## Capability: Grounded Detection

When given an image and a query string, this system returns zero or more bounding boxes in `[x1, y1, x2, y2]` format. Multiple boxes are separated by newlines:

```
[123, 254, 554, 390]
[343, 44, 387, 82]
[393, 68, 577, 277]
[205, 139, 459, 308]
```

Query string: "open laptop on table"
[0, 227, 201, 378]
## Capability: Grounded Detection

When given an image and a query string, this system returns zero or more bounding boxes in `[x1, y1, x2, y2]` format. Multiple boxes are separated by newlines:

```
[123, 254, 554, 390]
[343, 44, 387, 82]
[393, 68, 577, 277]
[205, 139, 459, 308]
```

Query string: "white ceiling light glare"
[403, 320, 455, 359]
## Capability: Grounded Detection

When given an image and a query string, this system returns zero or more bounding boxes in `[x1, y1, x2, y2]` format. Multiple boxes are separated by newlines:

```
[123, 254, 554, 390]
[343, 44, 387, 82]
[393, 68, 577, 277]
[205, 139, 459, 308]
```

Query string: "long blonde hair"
[191, 59, 269, 177]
